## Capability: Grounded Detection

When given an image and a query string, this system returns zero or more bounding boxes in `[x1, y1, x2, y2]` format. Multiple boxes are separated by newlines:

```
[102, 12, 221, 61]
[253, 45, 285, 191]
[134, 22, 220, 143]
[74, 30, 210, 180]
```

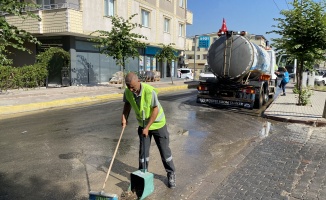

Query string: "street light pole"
[194, 35, 198, 80]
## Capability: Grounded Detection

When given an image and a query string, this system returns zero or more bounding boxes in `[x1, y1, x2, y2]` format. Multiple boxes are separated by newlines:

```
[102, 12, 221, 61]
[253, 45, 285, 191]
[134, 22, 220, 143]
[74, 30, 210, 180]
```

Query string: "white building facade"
[5, 0, 193, 85]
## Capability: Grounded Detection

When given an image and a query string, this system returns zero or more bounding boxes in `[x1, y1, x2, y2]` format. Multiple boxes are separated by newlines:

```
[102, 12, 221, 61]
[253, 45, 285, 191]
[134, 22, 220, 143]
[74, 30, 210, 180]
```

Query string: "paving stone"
[318, 189, 326, 198]
[302, 192, 318, 200]
[208, 125, 326, 199]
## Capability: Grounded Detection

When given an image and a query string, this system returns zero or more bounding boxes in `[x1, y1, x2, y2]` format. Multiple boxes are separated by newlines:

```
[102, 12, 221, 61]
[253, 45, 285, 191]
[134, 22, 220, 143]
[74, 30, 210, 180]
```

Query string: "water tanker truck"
[197, 29, 276, 109]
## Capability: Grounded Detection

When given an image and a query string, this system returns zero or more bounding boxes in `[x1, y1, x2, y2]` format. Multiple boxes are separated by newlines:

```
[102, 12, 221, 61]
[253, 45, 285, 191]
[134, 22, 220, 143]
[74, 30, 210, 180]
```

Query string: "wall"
[42, 9, 67, 33]
[7, 43, 36, 67]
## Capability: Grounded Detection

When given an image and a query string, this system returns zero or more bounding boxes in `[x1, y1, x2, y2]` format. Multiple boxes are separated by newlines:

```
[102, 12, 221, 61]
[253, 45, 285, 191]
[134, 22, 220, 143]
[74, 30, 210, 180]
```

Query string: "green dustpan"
[129, 110, 154, 199]
[130, 169, 154, 199]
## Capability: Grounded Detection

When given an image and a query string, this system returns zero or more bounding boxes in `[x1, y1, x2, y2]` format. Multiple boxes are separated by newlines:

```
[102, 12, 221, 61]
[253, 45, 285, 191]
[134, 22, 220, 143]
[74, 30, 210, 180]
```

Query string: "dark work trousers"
[138, 124, 175, 173]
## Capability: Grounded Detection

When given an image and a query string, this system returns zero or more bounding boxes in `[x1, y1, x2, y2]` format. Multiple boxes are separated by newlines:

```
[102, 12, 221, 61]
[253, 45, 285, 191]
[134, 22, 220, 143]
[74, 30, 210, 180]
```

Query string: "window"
[197, 55, 200, 59]
[179, 0, 184, 7]
[37, 0, 53, 5]
[104, 0, 114, 16]
[179, 23, 184, 36]
[36, 0, 55, 8]
[164, 18, 170, 33]
[203, 54, 207, 59]
[141, 9, 150, 27]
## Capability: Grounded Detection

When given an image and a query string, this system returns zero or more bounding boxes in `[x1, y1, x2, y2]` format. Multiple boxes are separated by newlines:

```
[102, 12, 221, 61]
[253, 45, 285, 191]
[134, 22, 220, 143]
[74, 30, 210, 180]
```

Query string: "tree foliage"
[0, 64, 47, 91]
[0, 0, 41, 66]
[89, 14, 147, 86]
[36, 47, 70, 83]
[268, 0, 326, 105]
[155, 43, 178, 84]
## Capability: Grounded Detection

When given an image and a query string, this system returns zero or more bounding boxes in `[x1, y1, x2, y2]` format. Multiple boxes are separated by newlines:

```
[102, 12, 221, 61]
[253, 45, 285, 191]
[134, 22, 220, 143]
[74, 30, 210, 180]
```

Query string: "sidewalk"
[264, 82, 326, 127]
[1, 80, 326, 127]
[0, 78, 190, 117]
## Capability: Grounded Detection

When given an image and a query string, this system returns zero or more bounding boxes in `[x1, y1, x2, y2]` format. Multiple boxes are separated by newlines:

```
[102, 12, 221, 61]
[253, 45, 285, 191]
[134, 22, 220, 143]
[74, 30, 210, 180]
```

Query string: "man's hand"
[142, 127, 149, 137]
[121, 116, 127, 128]
[122, 102, 131, 128]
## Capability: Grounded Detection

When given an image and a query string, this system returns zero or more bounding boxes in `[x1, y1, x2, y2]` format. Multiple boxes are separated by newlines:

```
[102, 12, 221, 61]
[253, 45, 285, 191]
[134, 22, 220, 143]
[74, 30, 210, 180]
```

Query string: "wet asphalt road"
[0, 89, 272, 199]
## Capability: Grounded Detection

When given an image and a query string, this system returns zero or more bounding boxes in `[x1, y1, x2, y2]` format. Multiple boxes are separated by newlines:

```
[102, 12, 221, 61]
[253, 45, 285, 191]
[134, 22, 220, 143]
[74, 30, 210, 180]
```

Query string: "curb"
[0, 85, 189, 116]
[263, 114, 326, 127]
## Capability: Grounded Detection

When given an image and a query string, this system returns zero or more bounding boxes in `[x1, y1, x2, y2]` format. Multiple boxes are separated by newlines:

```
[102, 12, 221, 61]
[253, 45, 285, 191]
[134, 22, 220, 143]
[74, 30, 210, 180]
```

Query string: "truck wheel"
[263, 90, 269, 105]
[254, 91, 263, 109]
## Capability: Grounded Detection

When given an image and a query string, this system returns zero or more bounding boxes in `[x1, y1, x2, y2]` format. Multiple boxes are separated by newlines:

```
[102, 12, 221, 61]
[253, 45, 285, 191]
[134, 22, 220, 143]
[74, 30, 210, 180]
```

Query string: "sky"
[186, 0, 295, 42]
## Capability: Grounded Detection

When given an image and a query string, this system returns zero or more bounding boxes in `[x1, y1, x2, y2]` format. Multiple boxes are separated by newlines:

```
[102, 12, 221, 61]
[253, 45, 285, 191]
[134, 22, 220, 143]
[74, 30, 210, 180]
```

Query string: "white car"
[178, 68, 193, 80]
[315, 72, 326, 86]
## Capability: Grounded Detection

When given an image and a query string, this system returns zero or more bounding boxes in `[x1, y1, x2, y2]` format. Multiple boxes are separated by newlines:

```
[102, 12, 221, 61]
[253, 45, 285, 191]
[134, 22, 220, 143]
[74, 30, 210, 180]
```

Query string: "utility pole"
[194, 35, 198, 80]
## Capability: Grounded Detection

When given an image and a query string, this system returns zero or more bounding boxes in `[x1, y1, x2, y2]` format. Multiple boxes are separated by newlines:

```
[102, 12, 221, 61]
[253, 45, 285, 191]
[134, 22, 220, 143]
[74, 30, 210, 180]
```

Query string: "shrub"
[0, 64, 47, 91]
[36, 47, 70, 83]
[293, 85, 313, 106]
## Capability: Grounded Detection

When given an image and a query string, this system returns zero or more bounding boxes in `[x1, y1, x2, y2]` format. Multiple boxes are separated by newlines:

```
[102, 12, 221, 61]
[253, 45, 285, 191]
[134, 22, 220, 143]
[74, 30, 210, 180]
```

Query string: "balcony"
[186, 10, 193, 25]
[36, 2, 80, 11]
[4, 3, 83, 36]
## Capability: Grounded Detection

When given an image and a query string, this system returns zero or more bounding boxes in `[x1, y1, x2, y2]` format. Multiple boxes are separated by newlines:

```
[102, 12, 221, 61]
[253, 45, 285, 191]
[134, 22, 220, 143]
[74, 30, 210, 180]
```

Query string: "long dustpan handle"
[142, 110, 147, 171]
[101, 126, 125, 191]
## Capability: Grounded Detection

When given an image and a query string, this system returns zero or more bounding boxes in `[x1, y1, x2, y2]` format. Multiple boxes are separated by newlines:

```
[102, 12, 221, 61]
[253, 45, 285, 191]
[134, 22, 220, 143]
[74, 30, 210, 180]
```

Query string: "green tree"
[89, 14, 147, 87]
[155, 43, 178, 84]
[36, 47, 70, 85]
[0, 0, 41, 66]
[268, 0, 326, 105]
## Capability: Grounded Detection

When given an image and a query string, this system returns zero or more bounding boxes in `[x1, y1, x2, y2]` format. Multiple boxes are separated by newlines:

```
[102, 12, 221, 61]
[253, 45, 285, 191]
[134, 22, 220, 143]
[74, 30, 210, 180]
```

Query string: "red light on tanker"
[259, 74, 270, 81]
[242, 88, 255, 94]
[217, 18, 228, 36]
[197, 85, 208, 91]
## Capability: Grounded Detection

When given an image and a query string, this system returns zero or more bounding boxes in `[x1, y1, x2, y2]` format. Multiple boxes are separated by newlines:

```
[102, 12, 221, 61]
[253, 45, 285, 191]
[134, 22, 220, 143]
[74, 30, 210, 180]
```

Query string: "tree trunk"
[168, 61, 174, 84]
[122, 57, 126, 89]
[297, 59, 304, 105]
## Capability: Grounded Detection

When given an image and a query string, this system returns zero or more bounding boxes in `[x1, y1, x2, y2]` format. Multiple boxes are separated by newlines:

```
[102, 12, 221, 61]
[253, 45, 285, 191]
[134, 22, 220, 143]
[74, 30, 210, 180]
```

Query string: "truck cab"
[199, 64, 216, 82]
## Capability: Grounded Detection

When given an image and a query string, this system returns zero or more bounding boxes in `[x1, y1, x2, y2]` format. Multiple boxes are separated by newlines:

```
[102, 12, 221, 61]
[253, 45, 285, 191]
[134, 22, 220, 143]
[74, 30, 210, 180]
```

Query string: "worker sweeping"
[121, 72, 176, 189]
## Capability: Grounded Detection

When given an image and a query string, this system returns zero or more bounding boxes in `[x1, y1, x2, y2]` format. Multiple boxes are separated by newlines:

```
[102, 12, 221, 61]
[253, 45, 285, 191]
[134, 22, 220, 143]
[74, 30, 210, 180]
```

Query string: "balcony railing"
[0, 2, 79, 15]
[36, 3, 80, 11]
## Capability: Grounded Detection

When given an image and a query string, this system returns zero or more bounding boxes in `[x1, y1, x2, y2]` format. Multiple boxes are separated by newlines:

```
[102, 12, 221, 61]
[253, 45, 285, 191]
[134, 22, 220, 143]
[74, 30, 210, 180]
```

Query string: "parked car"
[178, 68, 193, 79]
[315, 72, 326, 86]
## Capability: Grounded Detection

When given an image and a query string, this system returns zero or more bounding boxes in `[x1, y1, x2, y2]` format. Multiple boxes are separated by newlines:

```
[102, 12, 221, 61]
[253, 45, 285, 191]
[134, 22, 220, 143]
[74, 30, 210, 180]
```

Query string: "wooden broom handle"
[102, 126, 126, 191]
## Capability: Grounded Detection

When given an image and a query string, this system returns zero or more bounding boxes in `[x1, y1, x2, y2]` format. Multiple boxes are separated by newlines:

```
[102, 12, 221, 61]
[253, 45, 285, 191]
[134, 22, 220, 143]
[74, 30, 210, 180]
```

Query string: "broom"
[89, 127, 125, 200]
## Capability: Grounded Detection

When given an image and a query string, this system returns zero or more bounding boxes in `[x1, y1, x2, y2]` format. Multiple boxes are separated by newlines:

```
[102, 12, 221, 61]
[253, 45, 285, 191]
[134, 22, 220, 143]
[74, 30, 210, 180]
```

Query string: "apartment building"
[184, 32, 269, 79]
[4, 0, 193, 85]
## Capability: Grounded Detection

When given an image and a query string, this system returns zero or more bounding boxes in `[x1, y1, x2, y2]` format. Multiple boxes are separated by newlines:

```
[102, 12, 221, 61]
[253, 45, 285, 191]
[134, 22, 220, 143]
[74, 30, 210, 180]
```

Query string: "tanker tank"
[207, 34, 271, 81]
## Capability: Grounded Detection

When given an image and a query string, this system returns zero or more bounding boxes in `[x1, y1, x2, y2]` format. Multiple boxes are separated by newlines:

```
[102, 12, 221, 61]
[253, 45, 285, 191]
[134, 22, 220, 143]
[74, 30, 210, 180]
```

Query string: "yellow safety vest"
[125, 83, 166, 130]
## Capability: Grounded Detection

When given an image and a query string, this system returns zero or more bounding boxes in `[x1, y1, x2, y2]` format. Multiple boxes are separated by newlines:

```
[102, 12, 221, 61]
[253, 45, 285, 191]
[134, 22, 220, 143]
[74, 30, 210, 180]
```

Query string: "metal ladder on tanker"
[223, 33, 233, 77]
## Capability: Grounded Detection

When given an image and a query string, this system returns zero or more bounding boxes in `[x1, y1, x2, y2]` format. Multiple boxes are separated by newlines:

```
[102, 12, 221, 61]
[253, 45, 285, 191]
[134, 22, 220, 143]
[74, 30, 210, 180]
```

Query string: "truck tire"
[263, 90, 269, 105]
[254, 91, 263, 109]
